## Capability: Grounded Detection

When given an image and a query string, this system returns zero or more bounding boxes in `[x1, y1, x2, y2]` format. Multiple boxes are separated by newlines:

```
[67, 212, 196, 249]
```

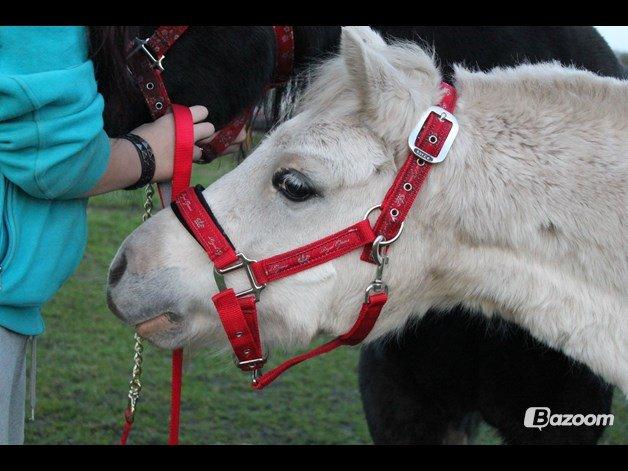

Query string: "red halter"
[171, 83, 458, 391]
[120, 26, 294, 445]
[127, 25, 295, 165]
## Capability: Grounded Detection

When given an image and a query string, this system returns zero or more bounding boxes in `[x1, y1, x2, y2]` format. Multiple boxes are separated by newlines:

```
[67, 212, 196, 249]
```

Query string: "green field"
[24, 158, 627, 445]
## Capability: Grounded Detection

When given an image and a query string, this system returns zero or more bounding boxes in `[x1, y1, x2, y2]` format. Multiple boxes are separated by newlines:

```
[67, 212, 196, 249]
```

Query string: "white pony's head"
[107, 26, 443, 351]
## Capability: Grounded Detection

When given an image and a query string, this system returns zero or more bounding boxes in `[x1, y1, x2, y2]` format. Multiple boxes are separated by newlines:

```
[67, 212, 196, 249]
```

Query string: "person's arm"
[0, 40, 218, 200]
[0, 63, 112, 200]
[85, 106, 214, 197]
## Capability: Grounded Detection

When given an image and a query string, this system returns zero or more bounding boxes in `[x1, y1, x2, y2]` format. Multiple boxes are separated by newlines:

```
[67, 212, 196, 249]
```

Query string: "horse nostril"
[108, 253, 127, 287]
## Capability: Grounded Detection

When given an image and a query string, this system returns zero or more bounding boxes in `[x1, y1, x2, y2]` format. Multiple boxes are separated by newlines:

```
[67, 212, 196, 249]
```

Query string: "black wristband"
[122, 134, 156, 190]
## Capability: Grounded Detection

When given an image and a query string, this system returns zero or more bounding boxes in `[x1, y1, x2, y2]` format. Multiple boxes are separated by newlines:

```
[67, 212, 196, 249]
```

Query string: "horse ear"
[343, 25, 387, 49]
[341, 26, 441, 166]
[341, 27, 407, 135]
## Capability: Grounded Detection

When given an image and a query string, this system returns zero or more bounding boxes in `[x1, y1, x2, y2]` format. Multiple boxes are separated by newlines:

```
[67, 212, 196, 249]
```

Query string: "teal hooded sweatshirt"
[0, 26, 111, 335]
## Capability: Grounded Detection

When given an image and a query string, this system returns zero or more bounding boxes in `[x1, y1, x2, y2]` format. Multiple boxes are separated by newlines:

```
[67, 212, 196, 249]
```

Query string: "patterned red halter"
[171, 83, 459, 391]
[126, 26, 295, 164]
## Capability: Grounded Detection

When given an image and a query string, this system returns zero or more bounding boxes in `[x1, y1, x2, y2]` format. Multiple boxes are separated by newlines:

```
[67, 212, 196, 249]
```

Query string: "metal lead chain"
[142, 183, 155, 222]
[124, 183, 154, 422]
[127, 333, 144, 418]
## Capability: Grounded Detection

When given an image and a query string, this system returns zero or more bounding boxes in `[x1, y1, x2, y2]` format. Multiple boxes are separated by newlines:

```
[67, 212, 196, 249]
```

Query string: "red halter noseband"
[171, 83, 459, 390]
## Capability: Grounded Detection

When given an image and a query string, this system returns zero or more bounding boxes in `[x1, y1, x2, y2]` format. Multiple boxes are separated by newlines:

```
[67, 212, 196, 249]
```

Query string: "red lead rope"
[166, 105, 194, 445]
[120, 105, 193, 445]
[168, 348, 184, 445]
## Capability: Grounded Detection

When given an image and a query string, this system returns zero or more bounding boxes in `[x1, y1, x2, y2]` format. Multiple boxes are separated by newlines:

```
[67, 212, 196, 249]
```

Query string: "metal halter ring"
[363, 205, 406, 247]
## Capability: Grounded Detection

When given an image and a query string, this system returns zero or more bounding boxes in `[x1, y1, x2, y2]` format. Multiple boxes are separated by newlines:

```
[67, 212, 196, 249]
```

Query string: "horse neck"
[409, 64, 626, 294]
[386, 67, 626, 392]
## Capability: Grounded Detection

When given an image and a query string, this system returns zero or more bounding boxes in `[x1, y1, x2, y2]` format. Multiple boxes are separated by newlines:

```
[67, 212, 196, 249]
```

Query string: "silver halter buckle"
[408, 106, 459, 163]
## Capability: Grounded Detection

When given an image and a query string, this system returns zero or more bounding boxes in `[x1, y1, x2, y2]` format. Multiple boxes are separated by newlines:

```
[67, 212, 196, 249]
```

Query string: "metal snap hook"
[370, 235, 387, 266]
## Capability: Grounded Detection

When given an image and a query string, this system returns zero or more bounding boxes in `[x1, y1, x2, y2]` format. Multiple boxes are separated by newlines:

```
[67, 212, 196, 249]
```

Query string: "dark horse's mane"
[88, 27, 144, 135]
[87, 26, 282, 139]
[87, 26, 344, 143]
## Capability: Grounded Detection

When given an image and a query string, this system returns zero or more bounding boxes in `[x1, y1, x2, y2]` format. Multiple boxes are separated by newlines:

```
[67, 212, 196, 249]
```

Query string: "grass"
[23, 157, 627, 445]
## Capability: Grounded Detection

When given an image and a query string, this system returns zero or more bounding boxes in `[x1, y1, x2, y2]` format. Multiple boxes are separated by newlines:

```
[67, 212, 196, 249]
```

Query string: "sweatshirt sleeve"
[0, 60, 110, 200]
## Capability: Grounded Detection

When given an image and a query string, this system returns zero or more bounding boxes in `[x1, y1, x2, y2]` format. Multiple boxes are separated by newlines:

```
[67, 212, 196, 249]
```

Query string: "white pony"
[107, 27, 627, 393]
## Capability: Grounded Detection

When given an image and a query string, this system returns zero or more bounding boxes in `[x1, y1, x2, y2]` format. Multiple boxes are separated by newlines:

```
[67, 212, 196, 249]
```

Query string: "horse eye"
[272, 169, 317, 202]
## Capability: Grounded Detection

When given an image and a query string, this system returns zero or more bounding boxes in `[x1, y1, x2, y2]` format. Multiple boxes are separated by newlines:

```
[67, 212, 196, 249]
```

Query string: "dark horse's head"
[89, 26, 341, 137]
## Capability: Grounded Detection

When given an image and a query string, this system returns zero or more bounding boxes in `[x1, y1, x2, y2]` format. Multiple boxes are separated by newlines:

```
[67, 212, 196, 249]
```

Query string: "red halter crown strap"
[271, 26, 295, 86]
[127, 26, 190, 120]
[361, 82, 457, 262]
[170, 83, 458, 391]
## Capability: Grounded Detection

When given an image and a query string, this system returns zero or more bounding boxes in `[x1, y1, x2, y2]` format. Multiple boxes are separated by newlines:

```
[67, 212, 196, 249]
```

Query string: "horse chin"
[135, 312, 188, 349]
[135, 312, 178, 337]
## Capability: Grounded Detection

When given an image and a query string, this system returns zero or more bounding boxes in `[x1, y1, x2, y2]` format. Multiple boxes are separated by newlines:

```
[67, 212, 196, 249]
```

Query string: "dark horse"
[91, 26, 622, 444]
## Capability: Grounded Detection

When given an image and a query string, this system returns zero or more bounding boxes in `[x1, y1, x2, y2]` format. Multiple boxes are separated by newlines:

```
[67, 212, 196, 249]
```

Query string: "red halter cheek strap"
[170, 83, 458, 393]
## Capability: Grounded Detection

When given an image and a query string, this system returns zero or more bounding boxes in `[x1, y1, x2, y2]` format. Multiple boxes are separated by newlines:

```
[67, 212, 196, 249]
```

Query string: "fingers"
[188, 106, 215, 144]
[194, 122, 215, 143]
[187, 112, 251, 160]
[205, 128, 249, 156]
[196, 135, 215, 146]
[219, 128, 249, 155]
[189, 105, 209, 123]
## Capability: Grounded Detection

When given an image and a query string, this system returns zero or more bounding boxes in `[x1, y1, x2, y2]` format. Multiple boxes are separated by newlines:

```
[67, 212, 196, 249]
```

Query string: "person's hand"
[132, 106, 214, 182]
